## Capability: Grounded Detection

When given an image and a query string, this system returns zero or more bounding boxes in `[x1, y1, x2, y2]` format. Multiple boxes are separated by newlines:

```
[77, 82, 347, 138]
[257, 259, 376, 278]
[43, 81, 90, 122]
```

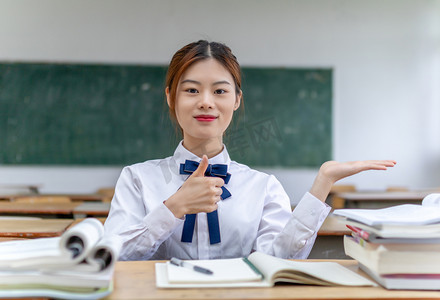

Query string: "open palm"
[310, 160, 396, 202]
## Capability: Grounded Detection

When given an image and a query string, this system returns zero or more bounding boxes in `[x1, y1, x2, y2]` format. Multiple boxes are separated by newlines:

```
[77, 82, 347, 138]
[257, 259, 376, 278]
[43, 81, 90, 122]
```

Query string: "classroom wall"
[1, 0, 439, 204]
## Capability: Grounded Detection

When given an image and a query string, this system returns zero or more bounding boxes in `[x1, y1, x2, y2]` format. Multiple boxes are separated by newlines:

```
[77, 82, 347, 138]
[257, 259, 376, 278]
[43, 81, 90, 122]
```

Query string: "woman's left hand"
[309, 160, 397, 202]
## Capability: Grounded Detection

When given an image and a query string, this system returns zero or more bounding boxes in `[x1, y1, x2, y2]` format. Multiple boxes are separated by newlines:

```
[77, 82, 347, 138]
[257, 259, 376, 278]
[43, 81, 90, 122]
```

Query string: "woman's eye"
[186, 88, 198, 94]
[214, 89, 226, 95]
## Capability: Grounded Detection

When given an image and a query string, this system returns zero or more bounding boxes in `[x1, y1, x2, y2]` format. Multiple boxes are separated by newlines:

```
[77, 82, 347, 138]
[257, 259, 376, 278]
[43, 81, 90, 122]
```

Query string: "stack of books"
[333, 193, 440, 290]
[0, 218, 121, 299]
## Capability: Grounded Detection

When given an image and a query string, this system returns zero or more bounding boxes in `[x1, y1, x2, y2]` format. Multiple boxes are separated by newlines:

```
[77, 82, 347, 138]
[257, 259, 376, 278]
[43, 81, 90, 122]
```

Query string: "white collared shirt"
[104, 142, 331, 260]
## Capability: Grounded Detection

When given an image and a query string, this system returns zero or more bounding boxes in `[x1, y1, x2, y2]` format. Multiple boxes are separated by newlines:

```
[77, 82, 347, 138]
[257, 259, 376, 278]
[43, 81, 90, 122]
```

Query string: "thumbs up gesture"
[164, 155, 225, 219]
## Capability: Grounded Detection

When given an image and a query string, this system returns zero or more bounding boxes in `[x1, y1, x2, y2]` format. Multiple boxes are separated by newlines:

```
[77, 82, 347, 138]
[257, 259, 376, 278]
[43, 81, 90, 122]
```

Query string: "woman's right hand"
[164, 155, 225, 218]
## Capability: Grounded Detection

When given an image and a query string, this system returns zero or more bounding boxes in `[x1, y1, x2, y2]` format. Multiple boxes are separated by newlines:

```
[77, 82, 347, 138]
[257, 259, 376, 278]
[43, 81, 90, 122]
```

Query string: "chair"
[96, 187, 115, 202]
[328, 184, 356, 209]
[12, 196, 72, 203]
[386, 186, 409, 192]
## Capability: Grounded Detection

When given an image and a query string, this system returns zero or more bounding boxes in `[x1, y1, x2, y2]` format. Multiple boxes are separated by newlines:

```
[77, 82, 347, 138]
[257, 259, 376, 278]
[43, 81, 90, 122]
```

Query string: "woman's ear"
[165, 87, 171, 108]
[234, 90, 242, 111]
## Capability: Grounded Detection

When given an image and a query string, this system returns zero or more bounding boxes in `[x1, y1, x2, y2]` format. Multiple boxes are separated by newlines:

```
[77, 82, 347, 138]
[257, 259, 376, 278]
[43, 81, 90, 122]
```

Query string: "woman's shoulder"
[229, 160, 273, 180]
[122, 156, 173, 174]
[229, 160, 286, 195]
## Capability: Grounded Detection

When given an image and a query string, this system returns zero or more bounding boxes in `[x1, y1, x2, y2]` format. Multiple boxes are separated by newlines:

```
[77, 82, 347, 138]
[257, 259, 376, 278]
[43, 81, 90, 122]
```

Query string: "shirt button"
[298, 240, 306, 248]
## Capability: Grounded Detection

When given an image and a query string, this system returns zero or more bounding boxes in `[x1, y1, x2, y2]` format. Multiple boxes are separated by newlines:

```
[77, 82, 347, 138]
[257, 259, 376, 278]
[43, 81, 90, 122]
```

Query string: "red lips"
[194, 115, 217, 122]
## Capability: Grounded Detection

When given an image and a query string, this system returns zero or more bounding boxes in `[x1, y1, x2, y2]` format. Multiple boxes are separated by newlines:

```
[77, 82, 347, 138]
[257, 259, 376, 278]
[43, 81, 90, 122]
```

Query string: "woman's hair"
[165, 40, 242, 125]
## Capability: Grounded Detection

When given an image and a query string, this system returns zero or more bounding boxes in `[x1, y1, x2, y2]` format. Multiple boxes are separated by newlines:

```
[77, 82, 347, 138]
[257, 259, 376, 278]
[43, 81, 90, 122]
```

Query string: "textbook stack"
[0, 218, 121, 299]
[333, 193, 440, 290]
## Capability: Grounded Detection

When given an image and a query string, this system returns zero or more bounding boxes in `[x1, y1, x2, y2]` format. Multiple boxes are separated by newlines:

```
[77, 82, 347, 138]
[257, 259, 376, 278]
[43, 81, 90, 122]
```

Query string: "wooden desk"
[0, 202, 110, 218]
[56, 193, 106, 202]
[73, 202, 110, 217]
[0, 184, 40, 195]
[1, 193, 106, 202]
[334, 191, 433, 209]
[0, 202, 79, 216]
[0, 219, 73, 238]
[318, 215, 351, 236]
[309, 215, 351, 259]
[106, 260, 440, 300]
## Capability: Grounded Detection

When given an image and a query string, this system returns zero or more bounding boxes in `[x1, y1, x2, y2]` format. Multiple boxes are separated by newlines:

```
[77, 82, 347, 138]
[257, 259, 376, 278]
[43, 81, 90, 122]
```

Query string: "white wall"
[0, 0, 439, 203]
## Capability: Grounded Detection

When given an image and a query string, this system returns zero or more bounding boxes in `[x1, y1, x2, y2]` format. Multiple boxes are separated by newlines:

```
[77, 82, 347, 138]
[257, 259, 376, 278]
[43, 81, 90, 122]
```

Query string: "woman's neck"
[182, 136, 223, 159]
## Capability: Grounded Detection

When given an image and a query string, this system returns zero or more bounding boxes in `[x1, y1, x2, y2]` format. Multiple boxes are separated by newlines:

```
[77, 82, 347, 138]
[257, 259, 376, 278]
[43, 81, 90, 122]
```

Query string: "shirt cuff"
[292, 192, 331, 231]
[143, 203, 184, 238]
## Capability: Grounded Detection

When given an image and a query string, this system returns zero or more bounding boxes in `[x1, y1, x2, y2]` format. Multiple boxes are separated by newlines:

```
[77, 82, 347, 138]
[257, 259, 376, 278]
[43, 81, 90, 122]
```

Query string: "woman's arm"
[309, 160, 397, 202]
[271, 159, 396, 259]
[104, 167, 183, 260]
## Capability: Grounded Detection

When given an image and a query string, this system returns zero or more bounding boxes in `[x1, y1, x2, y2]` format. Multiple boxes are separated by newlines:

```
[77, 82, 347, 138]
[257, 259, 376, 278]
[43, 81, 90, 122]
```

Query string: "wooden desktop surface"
[73, 202, 110, 216]
[0, 202, 109, 217]
[317, 215, 350, 236]
[39, 193, 107, 202]
[0, 193, 106, 202]
[332, 190, 439, 209]
[0, 202, 79, 215]
[106, 260, 440, 300]
[336, 191, 432, 202]
[0, 219, 73, 238]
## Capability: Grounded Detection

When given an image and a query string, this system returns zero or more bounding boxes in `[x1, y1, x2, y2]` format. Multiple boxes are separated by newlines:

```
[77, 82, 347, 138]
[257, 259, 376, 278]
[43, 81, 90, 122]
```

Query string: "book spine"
[346, 225, 370, 240]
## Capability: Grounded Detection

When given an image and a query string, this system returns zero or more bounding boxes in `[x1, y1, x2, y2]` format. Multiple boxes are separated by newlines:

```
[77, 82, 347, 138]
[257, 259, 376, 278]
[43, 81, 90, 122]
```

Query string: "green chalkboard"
[0, 63, 332, 167]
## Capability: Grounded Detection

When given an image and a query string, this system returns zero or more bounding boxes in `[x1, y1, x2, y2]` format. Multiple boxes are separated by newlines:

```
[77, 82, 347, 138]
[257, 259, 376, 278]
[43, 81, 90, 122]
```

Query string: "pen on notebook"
[170, 257, 213, 275]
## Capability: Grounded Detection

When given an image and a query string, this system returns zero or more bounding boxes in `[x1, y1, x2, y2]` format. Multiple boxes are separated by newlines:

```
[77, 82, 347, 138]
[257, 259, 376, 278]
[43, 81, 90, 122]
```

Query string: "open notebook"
[156, 251, 375, 288]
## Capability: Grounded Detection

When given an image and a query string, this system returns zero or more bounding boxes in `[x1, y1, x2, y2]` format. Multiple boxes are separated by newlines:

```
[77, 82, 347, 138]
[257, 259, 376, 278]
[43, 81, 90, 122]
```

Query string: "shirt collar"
[172, 140, 231, 167]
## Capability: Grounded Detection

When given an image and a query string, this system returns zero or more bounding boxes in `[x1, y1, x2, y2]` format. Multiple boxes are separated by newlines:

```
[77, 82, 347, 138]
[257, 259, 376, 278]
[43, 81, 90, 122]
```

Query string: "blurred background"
[0, 0, 439, 205]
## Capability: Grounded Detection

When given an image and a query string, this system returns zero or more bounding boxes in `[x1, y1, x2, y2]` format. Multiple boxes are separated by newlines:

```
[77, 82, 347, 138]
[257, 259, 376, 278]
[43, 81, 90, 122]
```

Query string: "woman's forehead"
[180, 58, 234, 84]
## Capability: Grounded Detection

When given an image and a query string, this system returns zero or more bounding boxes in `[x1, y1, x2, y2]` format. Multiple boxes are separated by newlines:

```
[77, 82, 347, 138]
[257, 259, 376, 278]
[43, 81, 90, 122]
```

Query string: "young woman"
[104, 40, 396, 261]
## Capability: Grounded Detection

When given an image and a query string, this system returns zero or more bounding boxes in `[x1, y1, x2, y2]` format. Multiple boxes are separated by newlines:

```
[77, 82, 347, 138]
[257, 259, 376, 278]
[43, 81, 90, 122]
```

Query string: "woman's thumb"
[191, 155, 209, 177]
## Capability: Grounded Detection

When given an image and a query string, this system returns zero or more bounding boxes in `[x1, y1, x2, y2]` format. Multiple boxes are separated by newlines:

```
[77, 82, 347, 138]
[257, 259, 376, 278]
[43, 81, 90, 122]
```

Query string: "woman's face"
[168, 58, 241, 144]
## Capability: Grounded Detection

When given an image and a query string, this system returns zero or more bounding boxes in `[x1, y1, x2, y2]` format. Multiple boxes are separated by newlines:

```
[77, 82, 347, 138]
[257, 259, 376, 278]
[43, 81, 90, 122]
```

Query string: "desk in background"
[335, 190, 433, 209]
[73, 202, 111, 217]
[0, 184, 40, 196]
[0, 219, 73, 238]
[0, 184, 40, 201]
[106, 259, 440, 300]
[0, 202, 110, 218]
[54, 194, 107, 202]
[1, 193, 108, 202]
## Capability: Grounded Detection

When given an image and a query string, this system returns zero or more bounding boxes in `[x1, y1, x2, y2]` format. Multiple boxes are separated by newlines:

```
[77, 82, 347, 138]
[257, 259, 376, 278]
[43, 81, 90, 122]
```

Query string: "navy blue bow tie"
[179, 159, 232, 244]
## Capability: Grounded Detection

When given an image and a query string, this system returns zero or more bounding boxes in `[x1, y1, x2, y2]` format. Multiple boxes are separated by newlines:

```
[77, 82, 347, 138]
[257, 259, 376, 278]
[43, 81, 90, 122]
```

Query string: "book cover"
[343, 219, 440, 241]
[359, 264, 440, 290]
[333, 194, 440, 227]
[343, 235, 440, 275]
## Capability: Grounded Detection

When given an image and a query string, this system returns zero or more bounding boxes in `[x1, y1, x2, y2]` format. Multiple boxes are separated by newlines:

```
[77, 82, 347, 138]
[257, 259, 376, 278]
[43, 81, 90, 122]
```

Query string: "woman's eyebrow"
[180, 79, 231, 86]
[180, 79, 200, 85]
[213, 80, 231, 86]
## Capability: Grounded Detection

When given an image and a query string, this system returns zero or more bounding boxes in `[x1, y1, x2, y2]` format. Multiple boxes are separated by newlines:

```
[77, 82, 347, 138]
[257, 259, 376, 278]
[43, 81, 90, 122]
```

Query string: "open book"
[156, 251, 375, 288]
[0, 218, 121, 299]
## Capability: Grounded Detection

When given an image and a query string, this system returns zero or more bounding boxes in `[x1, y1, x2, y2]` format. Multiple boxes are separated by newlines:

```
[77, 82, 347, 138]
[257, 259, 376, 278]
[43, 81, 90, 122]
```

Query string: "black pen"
[170, 257, 214, 275]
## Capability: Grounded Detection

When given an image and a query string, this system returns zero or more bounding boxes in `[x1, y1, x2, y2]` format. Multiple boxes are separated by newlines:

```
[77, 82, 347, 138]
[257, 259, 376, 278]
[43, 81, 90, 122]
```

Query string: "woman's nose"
[198, 92, 214, 109]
